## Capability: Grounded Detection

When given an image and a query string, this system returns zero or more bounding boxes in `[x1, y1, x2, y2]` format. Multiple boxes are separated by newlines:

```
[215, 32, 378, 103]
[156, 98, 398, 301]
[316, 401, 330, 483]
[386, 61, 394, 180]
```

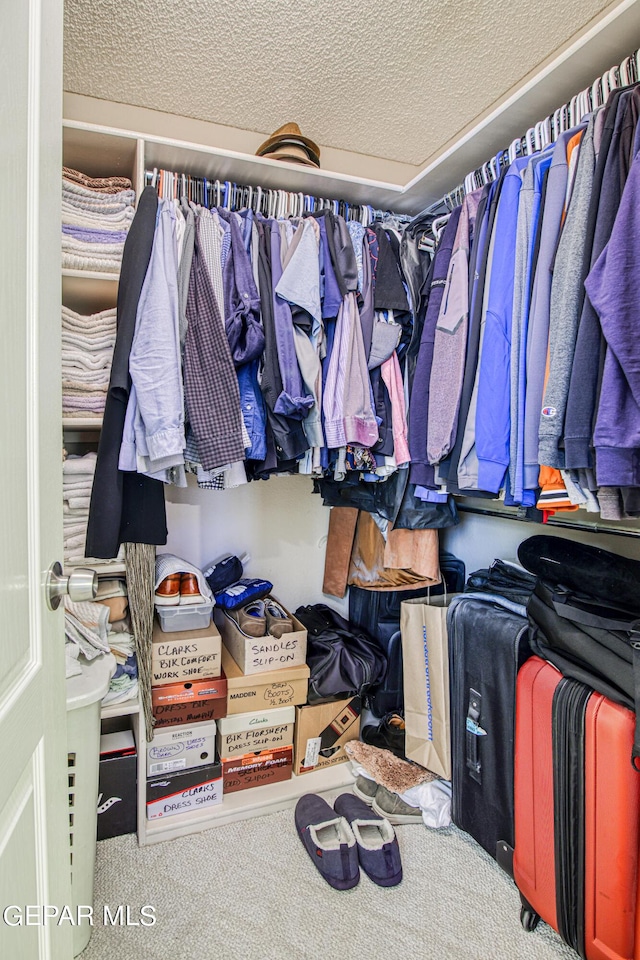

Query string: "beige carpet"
[81, 805, 576, 960]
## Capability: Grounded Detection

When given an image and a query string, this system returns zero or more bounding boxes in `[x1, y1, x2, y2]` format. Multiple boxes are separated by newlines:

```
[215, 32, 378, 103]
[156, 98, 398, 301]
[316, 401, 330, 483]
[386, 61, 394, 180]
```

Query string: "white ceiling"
[64, 0, 612, 167]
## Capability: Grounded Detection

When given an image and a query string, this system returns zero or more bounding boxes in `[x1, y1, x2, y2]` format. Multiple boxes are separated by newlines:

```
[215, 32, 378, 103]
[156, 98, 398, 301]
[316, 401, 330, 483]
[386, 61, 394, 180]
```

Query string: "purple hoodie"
[585, 150, 640, 486]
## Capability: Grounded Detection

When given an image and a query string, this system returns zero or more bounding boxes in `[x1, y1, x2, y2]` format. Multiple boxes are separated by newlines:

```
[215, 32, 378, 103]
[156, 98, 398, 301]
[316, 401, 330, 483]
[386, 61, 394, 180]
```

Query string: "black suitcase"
[448, 593, 531, 860]
[349, 551, 465, 717]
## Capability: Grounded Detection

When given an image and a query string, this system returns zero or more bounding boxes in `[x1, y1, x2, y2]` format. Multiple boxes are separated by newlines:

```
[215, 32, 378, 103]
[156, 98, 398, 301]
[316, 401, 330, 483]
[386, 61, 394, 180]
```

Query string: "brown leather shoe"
[265, 599, 294, 638]
[180, 573, 204, 606]
[154, 573, 181, 606]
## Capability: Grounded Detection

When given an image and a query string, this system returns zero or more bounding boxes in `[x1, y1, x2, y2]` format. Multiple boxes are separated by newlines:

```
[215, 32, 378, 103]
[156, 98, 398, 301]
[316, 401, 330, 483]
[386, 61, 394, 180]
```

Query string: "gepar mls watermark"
[3, 905, 156, 927]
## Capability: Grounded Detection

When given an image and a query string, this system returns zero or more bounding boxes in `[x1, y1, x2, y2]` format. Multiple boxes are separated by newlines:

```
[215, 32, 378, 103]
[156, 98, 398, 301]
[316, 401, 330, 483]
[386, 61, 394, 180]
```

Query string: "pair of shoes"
[229, 598, 293, 638]
[360, 713, 407, 759]
[295, 792, 402, 890]
[155, 573, 203, 606]
[352, 775, 423, 826]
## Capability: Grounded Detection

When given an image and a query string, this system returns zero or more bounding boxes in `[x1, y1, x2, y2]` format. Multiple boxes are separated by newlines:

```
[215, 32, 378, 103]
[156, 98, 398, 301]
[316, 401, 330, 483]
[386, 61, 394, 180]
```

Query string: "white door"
[0, 0, 73, 957]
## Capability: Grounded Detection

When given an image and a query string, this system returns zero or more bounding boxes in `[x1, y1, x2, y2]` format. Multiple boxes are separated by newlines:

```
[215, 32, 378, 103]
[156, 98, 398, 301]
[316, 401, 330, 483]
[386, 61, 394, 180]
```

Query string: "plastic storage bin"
[66, 654, 116, 957]
[155, 599, 214, 633]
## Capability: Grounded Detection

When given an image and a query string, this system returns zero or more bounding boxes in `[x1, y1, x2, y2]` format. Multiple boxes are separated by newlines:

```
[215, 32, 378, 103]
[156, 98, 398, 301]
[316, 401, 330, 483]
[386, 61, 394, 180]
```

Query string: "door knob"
[46, 561, 98, 611]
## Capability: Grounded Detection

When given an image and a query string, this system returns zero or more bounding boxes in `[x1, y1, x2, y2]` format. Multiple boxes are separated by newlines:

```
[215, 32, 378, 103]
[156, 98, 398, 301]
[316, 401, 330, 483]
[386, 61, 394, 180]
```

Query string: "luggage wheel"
[520, 906, 540, 933]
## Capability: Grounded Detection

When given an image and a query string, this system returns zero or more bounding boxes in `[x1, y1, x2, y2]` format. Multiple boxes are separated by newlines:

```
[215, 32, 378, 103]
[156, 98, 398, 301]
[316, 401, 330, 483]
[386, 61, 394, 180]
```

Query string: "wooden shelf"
[140, 762, 355, 846]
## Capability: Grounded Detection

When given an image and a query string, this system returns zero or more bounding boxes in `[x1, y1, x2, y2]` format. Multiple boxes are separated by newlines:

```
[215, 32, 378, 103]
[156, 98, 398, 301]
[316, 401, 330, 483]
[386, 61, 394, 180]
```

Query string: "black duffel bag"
[294, 604, 387, 705]
[518, 536, 640, 767]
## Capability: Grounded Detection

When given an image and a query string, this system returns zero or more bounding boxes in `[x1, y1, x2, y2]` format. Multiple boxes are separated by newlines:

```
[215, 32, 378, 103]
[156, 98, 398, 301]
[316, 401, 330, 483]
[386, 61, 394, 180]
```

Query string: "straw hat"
[256, 122, 321, 168]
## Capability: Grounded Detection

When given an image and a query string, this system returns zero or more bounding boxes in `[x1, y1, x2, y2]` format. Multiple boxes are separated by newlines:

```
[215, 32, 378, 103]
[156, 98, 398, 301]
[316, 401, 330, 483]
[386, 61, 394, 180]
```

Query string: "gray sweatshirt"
[537, 116, 596, 469]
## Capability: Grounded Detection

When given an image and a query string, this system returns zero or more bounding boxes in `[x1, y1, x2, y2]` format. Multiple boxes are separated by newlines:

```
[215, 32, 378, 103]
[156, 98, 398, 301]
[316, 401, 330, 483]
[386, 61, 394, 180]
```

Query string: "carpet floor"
[81, 801, 577, 960]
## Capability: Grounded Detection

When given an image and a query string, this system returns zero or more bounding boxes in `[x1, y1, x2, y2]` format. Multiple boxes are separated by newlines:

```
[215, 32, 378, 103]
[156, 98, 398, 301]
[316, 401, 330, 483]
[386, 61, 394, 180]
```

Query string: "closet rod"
[457, 503, 640, 540]
[440, 45, 640, 209]
[145, 166, 410, 224]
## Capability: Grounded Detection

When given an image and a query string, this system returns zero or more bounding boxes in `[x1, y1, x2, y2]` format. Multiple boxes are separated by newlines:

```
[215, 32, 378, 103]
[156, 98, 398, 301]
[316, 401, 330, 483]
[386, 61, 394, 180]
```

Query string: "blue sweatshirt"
[475, 156, 528, 493]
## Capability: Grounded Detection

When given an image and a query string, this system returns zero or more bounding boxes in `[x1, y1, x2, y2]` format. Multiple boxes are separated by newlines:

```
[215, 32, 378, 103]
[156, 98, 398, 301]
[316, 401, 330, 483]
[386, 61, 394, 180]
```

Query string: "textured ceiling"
[64, 0, 612, 167]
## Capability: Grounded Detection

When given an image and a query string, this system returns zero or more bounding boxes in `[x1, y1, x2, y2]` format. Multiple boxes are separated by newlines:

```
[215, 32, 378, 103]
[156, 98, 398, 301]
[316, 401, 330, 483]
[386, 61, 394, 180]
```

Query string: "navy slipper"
[294, 794, 359, 890]
[334, 792, 402, 887]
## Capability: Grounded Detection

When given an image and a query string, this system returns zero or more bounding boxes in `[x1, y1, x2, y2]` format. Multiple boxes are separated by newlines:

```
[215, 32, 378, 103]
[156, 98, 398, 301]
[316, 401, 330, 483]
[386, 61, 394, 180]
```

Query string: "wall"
[442, 511, 640, 578]
[163, 474, 348, 614]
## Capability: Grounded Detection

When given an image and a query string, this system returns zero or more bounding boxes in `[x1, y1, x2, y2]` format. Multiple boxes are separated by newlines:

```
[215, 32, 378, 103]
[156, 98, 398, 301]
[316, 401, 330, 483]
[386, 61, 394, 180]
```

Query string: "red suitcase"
[513, 656, 640, 959]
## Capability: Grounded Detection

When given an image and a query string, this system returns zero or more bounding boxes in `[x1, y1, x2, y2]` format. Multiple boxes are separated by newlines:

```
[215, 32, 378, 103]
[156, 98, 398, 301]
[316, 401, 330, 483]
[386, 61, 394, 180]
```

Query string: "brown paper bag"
[400, 595, 457, 780]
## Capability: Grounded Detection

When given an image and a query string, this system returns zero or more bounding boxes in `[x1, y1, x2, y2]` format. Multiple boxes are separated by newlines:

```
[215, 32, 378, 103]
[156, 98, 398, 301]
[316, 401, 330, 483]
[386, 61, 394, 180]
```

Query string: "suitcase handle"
[466, 689, 483, 783]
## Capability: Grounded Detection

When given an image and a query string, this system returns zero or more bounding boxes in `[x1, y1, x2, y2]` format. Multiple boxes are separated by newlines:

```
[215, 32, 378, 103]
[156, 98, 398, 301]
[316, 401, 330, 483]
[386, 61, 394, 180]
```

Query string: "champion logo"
[541, 406, 557, 417]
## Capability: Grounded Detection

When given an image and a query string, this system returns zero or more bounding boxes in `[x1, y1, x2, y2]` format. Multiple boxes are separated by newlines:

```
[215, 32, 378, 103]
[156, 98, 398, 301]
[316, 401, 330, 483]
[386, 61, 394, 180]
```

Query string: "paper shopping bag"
[400, 595, 458, 780]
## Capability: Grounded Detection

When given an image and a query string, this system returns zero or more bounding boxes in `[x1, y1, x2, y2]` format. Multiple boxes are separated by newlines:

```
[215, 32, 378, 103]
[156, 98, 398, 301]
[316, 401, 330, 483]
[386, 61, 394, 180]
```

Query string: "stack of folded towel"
[64, 584, 138, 706]
[63, 452, 96, 563]
[97, 578, 139, 706]
[61, 166, 135, 273]
[62, 305, 117, 418]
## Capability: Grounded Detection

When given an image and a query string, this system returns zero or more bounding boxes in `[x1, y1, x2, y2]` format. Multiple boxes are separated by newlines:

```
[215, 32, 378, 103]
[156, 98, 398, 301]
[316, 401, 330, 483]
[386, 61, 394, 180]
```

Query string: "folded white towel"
[61, 254, 122, 273]
[62, 179, 135, 207]
[63, 478, 95, 491]
[61, 203, 134, 228]
[64, 535, 88, 551]
[62, 234, 125, 255]
[62, 305, 117, 323]
[63, 452, 97, 475]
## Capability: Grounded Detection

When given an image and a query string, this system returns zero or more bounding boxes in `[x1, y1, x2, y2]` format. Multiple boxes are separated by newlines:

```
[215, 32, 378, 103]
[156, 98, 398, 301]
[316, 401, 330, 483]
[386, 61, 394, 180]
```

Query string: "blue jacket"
[475, 156, 528, 492]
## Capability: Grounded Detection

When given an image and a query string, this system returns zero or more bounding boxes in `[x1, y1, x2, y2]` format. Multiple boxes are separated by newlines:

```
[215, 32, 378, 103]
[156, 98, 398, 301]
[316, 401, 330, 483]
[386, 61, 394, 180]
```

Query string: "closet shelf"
[100, 697, 140, 721]
[62, 417, 103, 430]
[65, 559, 127, 576]
[62, 268, 120, 283]
[141, 763, 355, 845]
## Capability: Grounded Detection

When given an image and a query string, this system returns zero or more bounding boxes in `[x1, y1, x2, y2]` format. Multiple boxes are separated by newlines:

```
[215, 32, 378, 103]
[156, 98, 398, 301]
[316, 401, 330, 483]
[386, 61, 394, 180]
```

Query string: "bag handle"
[551, 593, 640, 635]
[427, 581, 448, 605]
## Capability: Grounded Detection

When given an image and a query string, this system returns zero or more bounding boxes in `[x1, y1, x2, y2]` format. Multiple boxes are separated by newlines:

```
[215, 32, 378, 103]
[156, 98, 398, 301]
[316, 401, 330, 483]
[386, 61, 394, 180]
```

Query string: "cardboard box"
[146, 762, 223, 820]
[152, 674, 227, 727]
[153, 697, 226, 728]
[214, 599, 307, 675]
[98, 731, 137, 840]
[151, 673, 227, 707]
[146, 720, 217, 777]
[222, 645, 309, 714]
[151, 620, 221, 685]
[216, 706, 295, 759]
[222, 746, 293, 794]
[294, 697, 361, 775]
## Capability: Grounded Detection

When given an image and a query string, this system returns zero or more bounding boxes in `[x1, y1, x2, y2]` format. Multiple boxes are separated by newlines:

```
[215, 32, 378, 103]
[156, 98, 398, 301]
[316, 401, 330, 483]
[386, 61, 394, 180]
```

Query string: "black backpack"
[519, 536, 640, 768]
[294, 604, 387, 705]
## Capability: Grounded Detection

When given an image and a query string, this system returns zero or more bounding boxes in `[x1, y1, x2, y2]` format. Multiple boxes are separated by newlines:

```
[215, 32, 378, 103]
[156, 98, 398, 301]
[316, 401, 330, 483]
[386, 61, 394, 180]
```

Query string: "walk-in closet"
[4, 2, 640, 959]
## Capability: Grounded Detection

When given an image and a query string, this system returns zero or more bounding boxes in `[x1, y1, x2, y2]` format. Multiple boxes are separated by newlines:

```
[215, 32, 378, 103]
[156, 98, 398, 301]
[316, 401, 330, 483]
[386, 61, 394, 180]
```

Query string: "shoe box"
[214, 597, 307, 675]
[221, 644, 309, 714]
[152, 674, 227, 727]
[146, 762, 223, 820]
[216, 705, 295, 759]
[221, 746, 293, 794]
[293, 697, 362, 775]
[146, 719, 217, 777]
[151, 619, 222, 685]
[97, 728, 137, 840]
